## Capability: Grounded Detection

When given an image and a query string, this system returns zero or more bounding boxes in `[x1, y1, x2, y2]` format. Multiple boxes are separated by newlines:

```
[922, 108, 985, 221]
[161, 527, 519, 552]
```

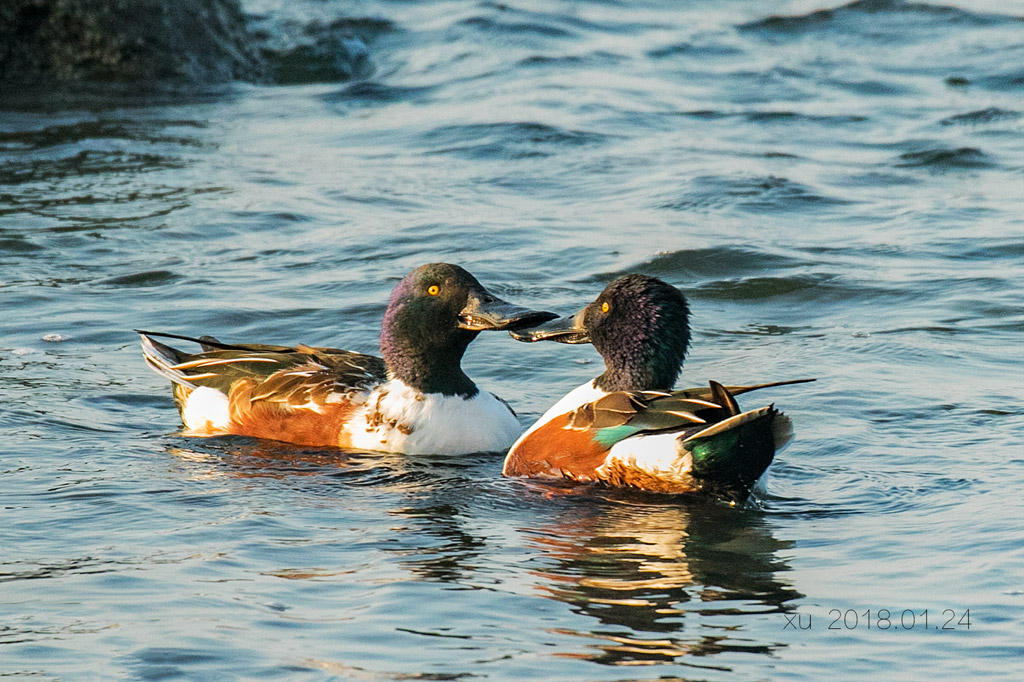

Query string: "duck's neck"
[381, 329, 479, 398]
[594, 360, 680, 393]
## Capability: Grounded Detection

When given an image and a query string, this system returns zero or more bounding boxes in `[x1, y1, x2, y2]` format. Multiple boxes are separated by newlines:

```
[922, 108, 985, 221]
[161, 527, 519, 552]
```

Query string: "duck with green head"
[139, 263, 556, 455]
[503, 274, 812, 499]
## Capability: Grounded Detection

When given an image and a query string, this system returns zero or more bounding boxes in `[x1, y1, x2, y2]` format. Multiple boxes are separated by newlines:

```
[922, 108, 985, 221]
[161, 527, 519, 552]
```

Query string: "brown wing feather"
[709, 380, 740, 416]
[564, 390, 708, 434]
[566, 392, 644, 430]
[216, 351, 387, 446]
[224, 377, 360, 447]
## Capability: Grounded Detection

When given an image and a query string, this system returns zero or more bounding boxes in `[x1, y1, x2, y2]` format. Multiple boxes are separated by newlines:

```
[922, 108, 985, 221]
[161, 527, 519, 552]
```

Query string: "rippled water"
[2, 1, 1023, 679]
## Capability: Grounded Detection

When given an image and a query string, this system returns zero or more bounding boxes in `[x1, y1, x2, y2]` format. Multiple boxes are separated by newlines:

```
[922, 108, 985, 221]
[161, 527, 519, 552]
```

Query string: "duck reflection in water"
[164, 440, 493, 584]
[163, 440, 803, 669]
[520, 486, 802, 666]
[166, 439, 376, 480]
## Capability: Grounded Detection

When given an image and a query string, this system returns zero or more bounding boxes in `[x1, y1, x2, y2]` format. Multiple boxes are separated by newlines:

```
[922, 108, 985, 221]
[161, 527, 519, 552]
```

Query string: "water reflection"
[164, 440, 494, 584]
[167, 440, 362, 480]
[162, 440, 801, 669]
[386, 502, 486, 583]
[165, 439, 470, 489]
[521, 490, 800, 666]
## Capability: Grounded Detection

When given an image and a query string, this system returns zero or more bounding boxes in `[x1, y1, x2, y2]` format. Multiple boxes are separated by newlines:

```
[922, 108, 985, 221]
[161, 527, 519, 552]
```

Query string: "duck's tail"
[679, 405, 788, 498]
[137, 331, 203, 388]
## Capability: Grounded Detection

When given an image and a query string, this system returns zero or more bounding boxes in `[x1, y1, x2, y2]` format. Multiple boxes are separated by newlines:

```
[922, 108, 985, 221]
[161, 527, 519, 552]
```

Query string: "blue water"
[2, 0, 1023, 679]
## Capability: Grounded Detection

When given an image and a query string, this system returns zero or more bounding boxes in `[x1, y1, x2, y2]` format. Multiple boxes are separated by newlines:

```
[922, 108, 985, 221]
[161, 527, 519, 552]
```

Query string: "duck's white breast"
[346, 379, 522, 455]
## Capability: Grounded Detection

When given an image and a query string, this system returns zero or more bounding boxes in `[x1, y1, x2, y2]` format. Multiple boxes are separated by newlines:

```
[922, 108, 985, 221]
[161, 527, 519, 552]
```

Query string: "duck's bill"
[508, 310, 591, 344]
[458, 294, 558, 331]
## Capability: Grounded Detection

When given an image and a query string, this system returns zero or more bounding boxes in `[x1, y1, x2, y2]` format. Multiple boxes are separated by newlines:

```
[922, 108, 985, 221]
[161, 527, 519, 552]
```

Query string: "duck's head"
[512, 274, 690, 392]
[381, 263, 557, 396]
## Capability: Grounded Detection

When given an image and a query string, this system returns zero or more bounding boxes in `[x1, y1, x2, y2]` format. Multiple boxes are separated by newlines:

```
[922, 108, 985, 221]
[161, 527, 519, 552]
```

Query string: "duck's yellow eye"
[427, 285, 440, 296]
[601, 301, 610, 313]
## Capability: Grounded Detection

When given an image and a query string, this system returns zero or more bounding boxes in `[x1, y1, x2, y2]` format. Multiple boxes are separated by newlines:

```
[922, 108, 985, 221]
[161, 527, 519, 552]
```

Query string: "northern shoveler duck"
[139, 263, 557, 455]
[502, 274, 813, 498]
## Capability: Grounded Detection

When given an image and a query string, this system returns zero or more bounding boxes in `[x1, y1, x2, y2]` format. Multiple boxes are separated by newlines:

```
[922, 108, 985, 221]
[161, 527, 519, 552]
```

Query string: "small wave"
[743, 110, 869, 124]
[427, 121, 606, 145]
[729, 324, 809, 336]
[660, 174, 850, 213]
[597, 247, 808, 281]
[163, 440, 492, 495]
[895, 147, 993, 169]
[517, 51, 625, 69]
[125, 647, 227, 680]
[679, 110, 868, 126]
[423, 121, 607, 160]
[322, 81, 435, 105]
[100, 269, 181, 288]
[457, 15, 575, 39]
[0, 120, 208, 151]
[764, 460, 978, 517]
[957, 240, 1024, 260]
[647, 41, 746, 59]
[0, 151, 188, 186]
[0, 557, 120, 584]
[973, 68, 1024, 92]
[695, 274, 839, 301]
[740, 0, 1012, 39]
[594, 264, 895, 306]
[831, 78, 913, 96]
[940, 107, 1023, 126]
[0, 237, 44, 253]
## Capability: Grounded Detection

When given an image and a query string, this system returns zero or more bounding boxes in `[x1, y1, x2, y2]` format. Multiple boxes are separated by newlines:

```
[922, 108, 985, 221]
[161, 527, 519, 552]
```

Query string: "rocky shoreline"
[0, 0, 389, 90]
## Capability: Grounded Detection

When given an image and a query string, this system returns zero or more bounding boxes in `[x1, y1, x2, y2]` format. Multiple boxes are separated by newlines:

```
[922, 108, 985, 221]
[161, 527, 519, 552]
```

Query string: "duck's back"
[141, 332, 386, 446]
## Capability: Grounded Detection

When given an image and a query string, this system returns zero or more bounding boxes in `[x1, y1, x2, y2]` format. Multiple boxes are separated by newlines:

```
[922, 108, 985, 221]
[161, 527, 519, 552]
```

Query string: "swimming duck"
[139, 263, 557, 455]
[502, 274, 812, 498]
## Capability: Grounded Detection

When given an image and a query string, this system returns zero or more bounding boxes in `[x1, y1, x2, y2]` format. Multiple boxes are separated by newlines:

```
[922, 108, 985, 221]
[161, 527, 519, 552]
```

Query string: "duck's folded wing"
[580, 391, 714, 446]
[140, 331, 389, 444]
[139, 331, 386, 399]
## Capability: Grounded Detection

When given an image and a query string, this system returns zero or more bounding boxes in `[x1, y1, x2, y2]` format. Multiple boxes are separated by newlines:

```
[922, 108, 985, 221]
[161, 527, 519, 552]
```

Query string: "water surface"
[2, 1, 1022, 679]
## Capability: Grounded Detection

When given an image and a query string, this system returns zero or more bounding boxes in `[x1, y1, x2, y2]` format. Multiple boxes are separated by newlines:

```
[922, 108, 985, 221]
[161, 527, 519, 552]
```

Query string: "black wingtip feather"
[136, 329, 252, 353]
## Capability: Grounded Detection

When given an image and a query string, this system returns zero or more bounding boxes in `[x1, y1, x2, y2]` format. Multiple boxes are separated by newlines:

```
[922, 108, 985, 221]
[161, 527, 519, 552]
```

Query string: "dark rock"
[0, 0, 266, 87]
